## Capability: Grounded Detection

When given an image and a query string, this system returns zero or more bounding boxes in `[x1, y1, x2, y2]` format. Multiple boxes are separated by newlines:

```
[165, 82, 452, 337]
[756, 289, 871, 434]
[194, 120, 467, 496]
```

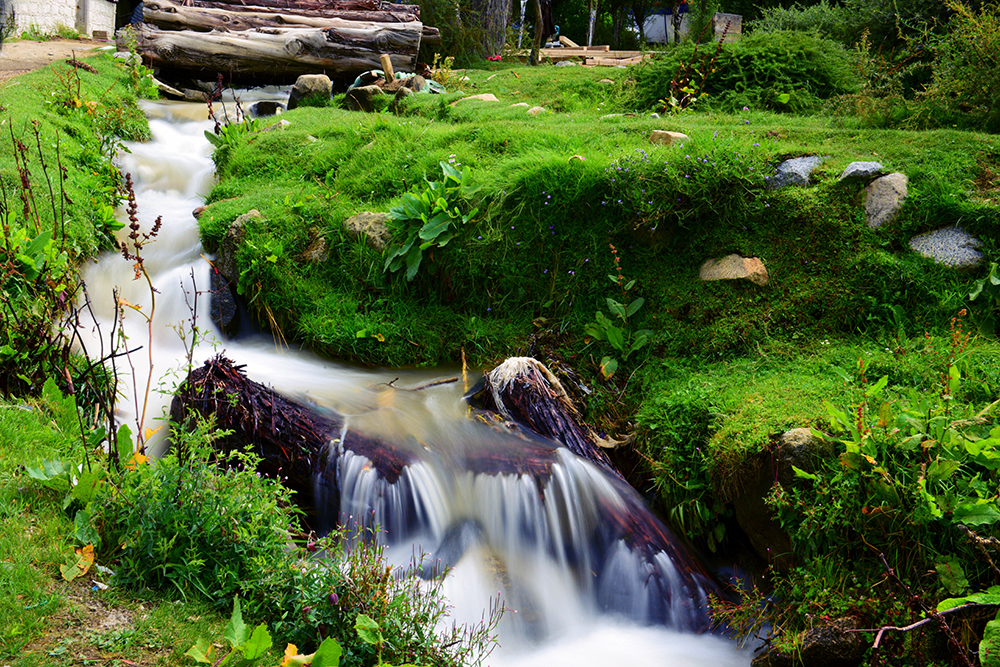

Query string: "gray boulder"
[250, 100, 285, 117]
[287, 74, 332, 110]
[344, 212, 390, 251]
[345, 85, 386, 113]
[766, 156, 824, 190]
[865, 172, 907, 229]
[838, 161, 884, 181]
[698, 254, 769, 286]
[215, 209, 263, 284]
[753, 618, 864, 667]
[909, 225, 983, 269]
[209, 263, 240, 339]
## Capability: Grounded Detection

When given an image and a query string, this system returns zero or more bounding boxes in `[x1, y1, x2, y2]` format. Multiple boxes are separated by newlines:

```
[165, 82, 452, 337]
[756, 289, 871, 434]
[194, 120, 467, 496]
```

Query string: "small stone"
[649, 130, 689, 146]
[301, 233, 329, 264]
[261, 119, 291, 132]
[766, 156, 824, 190]
[216, 209, 263, 283]
[909, 225, 983, 269]
[649, 112, 660, 119]
[453, 93, 499, 106]
[554, 60, 578, 67]
[345, 85, 386, 113]
[509, 102, 529, 108]
[344, 212, 391, 251]
[838, 161, 884, 181]
[287, 74, 332, 110]
[699, 254, 769, 285]
[250, 100, 284, 117]
[192, 205, 207, 219]
[598, 78, 615, 84]
[865, 172, 908, 229]
[527, 106, 546, 116]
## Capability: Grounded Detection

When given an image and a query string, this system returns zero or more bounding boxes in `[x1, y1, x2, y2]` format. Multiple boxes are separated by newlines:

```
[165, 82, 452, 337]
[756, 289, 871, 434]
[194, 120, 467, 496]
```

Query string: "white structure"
[641, 11, 741, 44]
[6, 0, 117, 39]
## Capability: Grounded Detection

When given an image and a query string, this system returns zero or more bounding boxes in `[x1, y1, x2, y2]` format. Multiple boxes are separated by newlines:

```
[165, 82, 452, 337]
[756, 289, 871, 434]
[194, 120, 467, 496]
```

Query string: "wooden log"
[135, 22, 422, 80]
[188, 0, 420, 15]
[469, 357, 620, 477]
[143, 0, 420, 31]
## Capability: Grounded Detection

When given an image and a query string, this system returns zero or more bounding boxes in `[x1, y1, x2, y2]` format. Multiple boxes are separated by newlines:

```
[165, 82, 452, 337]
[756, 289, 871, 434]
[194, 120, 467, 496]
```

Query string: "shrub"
[629, 31, 859, 113]
[749, 0, 851, 43]
[95, 419, 297, 605]
[919, 0, 1000, 132]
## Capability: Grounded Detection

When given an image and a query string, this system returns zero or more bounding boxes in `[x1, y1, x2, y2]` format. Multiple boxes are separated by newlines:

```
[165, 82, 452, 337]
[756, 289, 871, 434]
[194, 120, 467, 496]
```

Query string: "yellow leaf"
[60, 543, 95, 581]
[863, 454, 877, 465]
[144, 426, 163, 441]
[279, 643, 316, 667]
[125, 452, 149, 471]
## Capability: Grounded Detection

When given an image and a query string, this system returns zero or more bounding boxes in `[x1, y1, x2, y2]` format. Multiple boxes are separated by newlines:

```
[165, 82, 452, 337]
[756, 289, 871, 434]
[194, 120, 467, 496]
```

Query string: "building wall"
[11, 0, 116, 38]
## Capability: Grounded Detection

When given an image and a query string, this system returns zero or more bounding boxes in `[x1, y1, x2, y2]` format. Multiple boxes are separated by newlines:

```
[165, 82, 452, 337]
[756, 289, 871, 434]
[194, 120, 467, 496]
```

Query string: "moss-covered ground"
[2, 43, 1000, 665]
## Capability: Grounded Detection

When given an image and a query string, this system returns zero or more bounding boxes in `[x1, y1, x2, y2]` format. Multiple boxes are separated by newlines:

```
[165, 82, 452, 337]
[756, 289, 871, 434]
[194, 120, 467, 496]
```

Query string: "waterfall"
[518, 0, 528, 49]
[77, 99, 752, 667]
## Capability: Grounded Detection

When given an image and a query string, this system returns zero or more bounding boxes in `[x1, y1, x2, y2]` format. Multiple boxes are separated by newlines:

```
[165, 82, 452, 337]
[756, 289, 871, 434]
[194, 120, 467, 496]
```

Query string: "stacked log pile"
[132, 0, 440, 82]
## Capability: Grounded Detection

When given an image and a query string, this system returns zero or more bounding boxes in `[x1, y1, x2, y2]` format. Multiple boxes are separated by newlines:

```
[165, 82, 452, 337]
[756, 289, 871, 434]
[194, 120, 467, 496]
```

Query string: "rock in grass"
[752, 618, 863, 667]
[908, 225, 983, 269]
[343, 212, 390, 251]
[216, 209, 263, 284]
[453, 93, 499, 105]
[527, 106, 546, 116]
[864, 172, 907, 229]
[698, 254, 769, 286]
[765, 156, 823, 190]
[649, 130, 688, 146]
[287, 74, 332, 111]
[345, 85, 386, 112]
[838, 161, 884, 181]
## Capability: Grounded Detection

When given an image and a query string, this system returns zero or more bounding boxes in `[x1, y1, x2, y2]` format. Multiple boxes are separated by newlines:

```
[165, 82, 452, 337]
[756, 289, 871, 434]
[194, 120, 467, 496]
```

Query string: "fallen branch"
[848, 603, 1000, 649]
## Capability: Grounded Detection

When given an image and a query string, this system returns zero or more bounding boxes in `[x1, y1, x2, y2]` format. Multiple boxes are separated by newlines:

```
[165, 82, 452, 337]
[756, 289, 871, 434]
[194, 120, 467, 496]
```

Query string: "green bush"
[920, 0, 1000, 133]
[749, 0, 851, 42]
[95, 420, 296, 605]
[629, 31, 859, 113]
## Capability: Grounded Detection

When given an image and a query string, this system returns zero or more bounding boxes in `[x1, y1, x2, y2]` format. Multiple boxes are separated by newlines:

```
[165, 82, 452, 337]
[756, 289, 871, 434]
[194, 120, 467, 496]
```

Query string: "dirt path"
[0, 39, 109, 83]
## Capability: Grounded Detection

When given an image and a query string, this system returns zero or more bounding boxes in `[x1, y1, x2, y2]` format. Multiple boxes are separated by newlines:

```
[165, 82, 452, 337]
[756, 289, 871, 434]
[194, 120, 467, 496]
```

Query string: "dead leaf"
[60, 543, 95, 581]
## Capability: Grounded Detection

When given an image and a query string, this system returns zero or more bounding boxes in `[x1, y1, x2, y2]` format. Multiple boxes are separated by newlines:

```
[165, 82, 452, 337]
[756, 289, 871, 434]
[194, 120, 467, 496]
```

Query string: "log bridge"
[133, 0, 440, 83]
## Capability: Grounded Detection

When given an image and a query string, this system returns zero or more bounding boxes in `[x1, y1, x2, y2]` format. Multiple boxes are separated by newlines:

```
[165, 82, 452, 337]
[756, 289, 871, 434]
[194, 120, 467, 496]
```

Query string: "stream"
[77, 97, 752, 667]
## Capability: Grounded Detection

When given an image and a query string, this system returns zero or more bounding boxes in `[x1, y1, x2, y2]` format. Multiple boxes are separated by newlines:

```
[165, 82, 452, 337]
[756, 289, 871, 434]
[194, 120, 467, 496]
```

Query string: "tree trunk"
[464, 0, 511, 58]
[144, 0, 421, 29]
[135, 22, 422, 81]
[187, 0, 420, 14]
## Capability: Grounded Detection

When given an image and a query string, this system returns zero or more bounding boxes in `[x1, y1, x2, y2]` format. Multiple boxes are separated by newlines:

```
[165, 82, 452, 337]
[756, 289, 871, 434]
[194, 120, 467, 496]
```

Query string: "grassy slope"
[0, 51, 240, 665]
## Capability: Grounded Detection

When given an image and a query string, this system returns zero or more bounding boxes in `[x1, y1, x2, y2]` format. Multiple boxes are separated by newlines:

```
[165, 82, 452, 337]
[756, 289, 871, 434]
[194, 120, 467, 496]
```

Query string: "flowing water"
[78, 99, 751, 667]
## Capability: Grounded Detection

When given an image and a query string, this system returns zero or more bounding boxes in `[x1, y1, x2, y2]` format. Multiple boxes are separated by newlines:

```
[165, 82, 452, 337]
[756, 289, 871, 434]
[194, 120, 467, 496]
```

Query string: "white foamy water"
[77, 99, 751, 667]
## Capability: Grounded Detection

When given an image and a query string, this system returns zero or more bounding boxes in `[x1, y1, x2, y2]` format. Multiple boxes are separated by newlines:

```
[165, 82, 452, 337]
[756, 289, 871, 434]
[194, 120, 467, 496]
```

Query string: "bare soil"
[0, 39, 109, 83]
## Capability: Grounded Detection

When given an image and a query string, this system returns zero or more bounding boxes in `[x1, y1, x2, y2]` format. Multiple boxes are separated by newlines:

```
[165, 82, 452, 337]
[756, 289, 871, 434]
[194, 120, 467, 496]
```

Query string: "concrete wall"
[10, 0, 116, 38]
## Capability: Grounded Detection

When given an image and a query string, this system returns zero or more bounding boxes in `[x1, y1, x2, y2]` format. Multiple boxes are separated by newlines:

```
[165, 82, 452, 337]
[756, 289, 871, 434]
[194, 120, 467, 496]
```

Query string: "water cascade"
[518, 0, 529, 49]
[78, 99, 751, 667]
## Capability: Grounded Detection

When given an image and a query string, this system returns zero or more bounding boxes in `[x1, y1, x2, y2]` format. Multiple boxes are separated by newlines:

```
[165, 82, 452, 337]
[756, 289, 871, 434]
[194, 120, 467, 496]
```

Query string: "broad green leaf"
[241, 624, 273, 660]
[74, 509, 99, 548]
[311, 637, 344, 667]
[224, 598, 249, 649]
[25, 459, 71, 485]
[419, 211, 451, 241]
[954, 501, 1000, 526]
[936, 560, 970, 595]
[116, 424, 134, 468]
[927, 459, 961, 485]
[583, 324, 605, 341]
[355, 614, 382, 646]
[606, 298, 626, 320]
[404, 243, 422, 282]
[791, 465, 818, 481]
[185, 638, 215, 664]
[865, 375, 889, 398]
[605, 324, 625, 352]
[600, 356, 618, 379]
[625, 297, 644, 318]
[980, 611, 1000, 667]
[60, 544, 94, 581]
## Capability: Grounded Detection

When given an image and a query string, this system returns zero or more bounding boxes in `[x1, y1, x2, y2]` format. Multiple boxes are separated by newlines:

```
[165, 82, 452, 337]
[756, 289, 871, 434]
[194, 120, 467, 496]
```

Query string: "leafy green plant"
[584, 243, 650, 378]
[969, 262, 1000, 336]
[95, 417, 298, 605]
[186, 597, 273, 666]
[206, 116, 260, 170]
[383, 160, 479, 281]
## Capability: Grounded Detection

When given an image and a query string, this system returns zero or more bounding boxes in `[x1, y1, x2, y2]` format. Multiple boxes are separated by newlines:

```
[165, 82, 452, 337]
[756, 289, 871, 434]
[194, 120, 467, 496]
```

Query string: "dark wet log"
[135, 22, 422, 80]
[187, 0, 420, 15]
[470, 357, 620, 477]
[143, 0, 421, 31]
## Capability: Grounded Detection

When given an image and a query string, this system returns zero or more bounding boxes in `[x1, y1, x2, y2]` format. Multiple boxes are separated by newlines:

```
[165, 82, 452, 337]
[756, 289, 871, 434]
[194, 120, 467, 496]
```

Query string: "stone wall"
[10, 0, 116, 38]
